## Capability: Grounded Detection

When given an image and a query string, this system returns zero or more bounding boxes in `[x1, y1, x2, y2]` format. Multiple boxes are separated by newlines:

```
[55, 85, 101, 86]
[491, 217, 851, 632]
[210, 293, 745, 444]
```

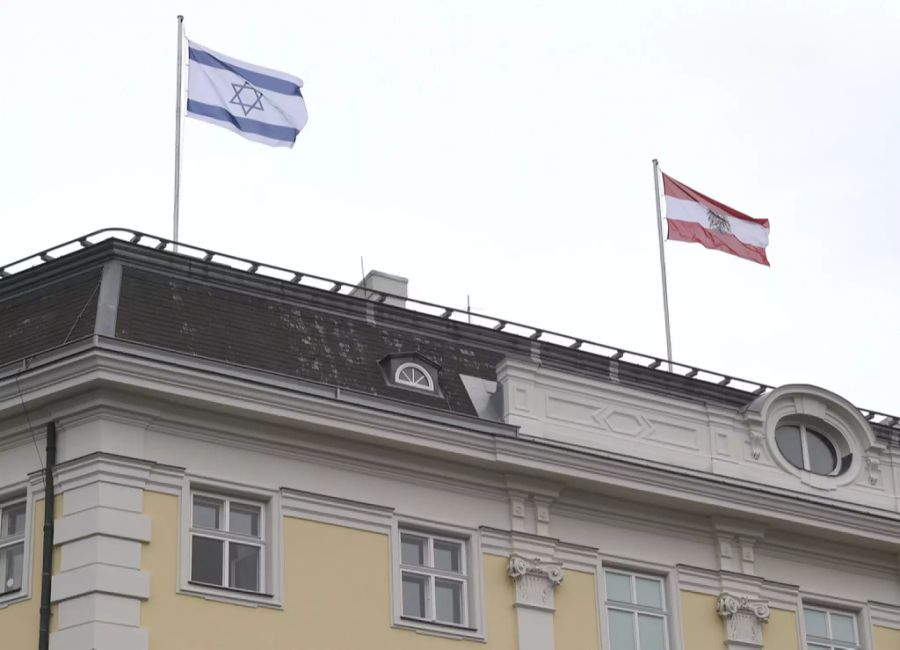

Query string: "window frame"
[394, 363, 435, 392]
[602, 566, 672, 650]
[802, 604, 863, 650]
[178, 479, 282, 608]
[390, 519, 484, 640]
[0, 497, 27, 599]
[0, 490, 31, 608]
[189, 491, 266, 593]
[775, 423, 842, 476]
[399, 530, 469, 627]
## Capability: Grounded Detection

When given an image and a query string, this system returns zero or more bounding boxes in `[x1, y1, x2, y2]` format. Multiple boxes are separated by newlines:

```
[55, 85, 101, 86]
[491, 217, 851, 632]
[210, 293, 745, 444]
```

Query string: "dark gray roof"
[1, 231, 897, 446]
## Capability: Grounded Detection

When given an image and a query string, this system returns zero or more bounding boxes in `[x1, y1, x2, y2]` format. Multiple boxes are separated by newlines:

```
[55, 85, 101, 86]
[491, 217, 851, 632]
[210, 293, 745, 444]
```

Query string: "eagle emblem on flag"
[706, 209, 731, 234]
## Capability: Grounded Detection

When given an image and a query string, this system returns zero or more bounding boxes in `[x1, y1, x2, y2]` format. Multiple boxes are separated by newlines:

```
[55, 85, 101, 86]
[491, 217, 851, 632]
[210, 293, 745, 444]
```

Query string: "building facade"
[1, 229, 899, 650]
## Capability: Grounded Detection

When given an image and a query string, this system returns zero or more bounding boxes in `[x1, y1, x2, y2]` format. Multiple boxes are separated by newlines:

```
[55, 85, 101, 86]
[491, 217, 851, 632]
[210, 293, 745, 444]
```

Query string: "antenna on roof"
[467, 294, 472, 324]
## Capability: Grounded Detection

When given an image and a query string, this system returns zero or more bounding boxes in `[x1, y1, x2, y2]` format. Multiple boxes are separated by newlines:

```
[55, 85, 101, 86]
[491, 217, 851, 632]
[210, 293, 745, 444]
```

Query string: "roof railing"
[3, 227, 898, 433]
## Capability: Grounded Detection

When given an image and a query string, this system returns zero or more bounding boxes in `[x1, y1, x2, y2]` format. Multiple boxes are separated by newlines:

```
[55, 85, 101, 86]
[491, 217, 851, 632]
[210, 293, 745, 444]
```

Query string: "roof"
[2, 228, 898, 444]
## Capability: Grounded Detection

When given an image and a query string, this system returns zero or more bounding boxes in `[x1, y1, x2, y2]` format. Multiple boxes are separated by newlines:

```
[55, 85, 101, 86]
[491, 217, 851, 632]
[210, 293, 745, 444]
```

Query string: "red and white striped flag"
[662, 172, 770, 266]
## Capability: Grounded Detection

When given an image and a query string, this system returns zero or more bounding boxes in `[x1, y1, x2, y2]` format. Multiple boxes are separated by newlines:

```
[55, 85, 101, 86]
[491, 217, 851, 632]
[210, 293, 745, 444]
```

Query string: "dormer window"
[395, 363, 434, 391]
[380, 352, 442, 395]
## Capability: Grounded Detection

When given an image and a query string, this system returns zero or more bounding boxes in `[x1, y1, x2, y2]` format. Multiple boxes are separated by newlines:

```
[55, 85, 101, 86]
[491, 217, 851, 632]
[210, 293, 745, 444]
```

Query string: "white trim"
[0, 487, 32, 607]
[280, 488, 393, 534]
[177, 477, 283, 608]
[598, 558, 684, 650]
[869, 601, 900, 631]
[799, 600, 868, 650]
[390, 515, 486, 641]
[394, 362, 435, 392]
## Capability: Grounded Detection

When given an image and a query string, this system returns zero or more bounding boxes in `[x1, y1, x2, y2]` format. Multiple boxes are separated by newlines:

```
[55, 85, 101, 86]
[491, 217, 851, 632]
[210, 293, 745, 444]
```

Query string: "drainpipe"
[37, 421, 56, 650]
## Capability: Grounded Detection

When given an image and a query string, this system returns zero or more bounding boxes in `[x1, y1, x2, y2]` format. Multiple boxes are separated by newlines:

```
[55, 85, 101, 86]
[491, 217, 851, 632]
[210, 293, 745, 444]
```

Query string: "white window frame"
[0, 489, 32, 608]
[390, 518, 485, 640]
[600, 562, 680, 650]
[775, 423, 843, 476]
[801, 603, 864, 650]
[394, 363, 435, 391]
[602, 566, 671, 650]
[178, 479, 282, 608]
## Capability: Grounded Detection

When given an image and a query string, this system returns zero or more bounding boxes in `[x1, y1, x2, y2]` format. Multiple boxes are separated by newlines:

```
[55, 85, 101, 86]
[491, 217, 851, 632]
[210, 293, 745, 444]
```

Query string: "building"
[1, 227, 899, 650]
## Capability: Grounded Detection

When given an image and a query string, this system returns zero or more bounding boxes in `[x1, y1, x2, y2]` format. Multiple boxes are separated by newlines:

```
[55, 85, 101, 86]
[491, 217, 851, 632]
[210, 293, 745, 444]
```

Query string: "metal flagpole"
[172, 15, 185, 251]
[652, 159, 673, 370]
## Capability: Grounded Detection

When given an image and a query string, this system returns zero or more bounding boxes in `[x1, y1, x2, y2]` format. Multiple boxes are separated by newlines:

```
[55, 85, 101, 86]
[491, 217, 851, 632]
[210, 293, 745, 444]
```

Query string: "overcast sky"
[2, 1, 898, 415]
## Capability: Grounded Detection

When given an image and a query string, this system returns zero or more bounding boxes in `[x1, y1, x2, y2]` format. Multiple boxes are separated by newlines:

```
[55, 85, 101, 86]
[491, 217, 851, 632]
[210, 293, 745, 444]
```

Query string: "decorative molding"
[870, 601, 900, 631]
[748, 428, 765, 461]
[866, 453, 882, 486]
[281, 488, 393, 534]
[716, 593, 770, 649]
[508, 554, 563, 611]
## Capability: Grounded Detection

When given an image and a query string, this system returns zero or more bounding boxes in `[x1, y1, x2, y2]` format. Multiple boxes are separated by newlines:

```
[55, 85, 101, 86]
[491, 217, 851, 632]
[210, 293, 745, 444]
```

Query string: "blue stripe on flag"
[188, 48, 301, 96]
[186, 100, 300, 143]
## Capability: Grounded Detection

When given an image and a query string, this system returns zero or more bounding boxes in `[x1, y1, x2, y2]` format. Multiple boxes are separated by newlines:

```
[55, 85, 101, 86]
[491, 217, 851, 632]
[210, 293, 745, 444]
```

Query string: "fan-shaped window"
[395, 363, 434, 391]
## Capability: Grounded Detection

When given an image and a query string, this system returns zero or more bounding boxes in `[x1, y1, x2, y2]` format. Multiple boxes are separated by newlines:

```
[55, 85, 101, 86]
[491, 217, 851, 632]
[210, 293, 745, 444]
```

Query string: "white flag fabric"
[186, 40, 308, 147]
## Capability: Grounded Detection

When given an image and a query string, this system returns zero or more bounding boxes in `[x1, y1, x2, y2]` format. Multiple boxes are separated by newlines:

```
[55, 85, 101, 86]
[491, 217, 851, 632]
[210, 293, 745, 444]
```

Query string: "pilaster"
[508, 554, 563, 650]
[49, 456, 160, 650]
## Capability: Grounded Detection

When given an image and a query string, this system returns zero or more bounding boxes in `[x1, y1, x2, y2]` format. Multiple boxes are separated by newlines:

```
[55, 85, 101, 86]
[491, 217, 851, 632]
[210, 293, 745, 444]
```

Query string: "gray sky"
[2, 1, 898, 415]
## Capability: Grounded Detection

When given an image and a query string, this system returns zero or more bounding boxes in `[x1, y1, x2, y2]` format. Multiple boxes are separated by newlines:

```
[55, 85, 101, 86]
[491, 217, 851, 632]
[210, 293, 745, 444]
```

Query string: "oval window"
[775, 424, 840, 475]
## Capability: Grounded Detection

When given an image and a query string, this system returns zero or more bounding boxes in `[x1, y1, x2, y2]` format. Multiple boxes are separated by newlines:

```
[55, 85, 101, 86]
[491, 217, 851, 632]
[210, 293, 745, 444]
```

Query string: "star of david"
[229, 81, 265, 116]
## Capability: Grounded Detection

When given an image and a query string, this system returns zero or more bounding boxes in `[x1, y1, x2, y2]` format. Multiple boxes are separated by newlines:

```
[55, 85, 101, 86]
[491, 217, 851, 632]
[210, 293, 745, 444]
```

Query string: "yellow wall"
[875, 626, 900, 650]
[554, 569, 600, 650]
[142, 491, 517, 650]
[766, 607, 799, 649]
[0, 498, 53, 648]
[680, 591, 725, 650]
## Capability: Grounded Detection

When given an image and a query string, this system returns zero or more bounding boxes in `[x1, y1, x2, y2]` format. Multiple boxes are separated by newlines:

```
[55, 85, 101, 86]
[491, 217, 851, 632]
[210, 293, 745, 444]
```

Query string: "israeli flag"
[186, 40, 308, 147]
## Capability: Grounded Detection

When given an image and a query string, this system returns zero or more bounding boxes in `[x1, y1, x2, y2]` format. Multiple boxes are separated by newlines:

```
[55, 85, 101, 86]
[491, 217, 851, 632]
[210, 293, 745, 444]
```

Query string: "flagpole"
[172, 15, 185, 251]
[652, 159, 673, 370]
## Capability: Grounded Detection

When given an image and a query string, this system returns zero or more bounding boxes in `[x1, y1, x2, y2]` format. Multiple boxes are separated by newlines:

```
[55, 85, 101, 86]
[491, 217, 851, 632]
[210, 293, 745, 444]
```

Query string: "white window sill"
[394, 617, 485, 642]
[0, 588, 28, 609]
[179, 581, 282, 609]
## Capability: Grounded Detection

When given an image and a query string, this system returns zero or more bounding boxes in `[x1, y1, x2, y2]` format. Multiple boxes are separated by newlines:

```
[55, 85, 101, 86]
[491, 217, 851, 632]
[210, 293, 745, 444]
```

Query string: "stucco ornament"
[507, 554, 563, 611]
[716, 593, 770, 648]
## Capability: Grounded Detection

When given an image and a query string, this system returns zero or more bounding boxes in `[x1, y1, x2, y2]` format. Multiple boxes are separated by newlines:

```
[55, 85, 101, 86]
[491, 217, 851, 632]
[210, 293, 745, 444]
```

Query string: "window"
[605, 570, 668, 650]
[400, 530, 468, 627]
[190, 494, 264, 593]
[804, 606, 860, 650]
[776, 424, 848, 476]
[0, 499, 26, 595]
[394, 363, 435, 391]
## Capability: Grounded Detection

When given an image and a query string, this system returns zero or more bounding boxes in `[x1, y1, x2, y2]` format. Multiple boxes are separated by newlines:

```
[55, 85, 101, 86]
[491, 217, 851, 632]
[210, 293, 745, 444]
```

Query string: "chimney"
[350, 270, 408, 308]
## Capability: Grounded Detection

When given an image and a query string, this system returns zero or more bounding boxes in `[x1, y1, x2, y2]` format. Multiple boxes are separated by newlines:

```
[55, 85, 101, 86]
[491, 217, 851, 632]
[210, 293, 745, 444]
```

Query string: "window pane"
[637, 614, 666, 650]
[434, 540, 462, 573]
[806, 429, 837, 475]
[435, 578, 464, 624]
[402, 572, 427, 618]
[229, 542, 260, 592]
[1, 503, 26, 538]
[775, 426, 804, 469]
[606, 571, 633, 603]
[635, 577, 663, 609]
[830, 613, 855, 643]
[401, 535, 426, 566]
[191, 535, 224, 585]
[608, 609, 636, 650]
[804, 609, 828, 638]
[1, 542, 24, 591]
[807, 645, 830, 650]
[229, 503, 261, 538]
[193, 498, 222, 530]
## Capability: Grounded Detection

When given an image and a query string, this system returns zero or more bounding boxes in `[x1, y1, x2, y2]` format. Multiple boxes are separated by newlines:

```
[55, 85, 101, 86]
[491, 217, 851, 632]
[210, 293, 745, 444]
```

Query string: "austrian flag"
[662, 172, 770, 266]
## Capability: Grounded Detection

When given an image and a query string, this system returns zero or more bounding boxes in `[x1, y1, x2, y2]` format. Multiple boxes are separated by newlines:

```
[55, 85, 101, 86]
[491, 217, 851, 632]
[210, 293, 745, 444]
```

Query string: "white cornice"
[4, 344, 900, 552]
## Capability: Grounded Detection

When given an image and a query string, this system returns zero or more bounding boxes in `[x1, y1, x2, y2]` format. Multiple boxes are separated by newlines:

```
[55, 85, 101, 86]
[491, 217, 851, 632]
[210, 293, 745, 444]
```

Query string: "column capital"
[507, 554, 563, 611]
[716, 592, 770, 649]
